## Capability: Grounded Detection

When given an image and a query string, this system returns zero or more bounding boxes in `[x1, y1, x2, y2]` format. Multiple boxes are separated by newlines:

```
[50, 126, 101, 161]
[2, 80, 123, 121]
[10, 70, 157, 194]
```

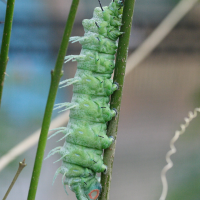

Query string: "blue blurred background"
[0, 0, 200, 199]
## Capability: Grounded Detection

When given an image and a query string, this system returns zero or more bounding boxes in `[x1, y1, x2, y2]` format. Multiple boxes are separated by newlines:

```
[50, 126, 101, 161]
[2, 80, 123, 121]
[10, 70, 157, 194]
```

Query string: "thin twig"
[27, 0, 79, 199]
[3, 159, 27, 200]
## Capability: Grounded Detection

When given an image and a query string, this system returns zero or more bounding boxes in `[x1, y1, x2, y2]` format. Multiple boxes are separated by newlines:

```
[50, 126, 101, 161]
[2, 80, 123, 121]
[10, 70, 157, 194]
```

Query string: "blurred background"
[0, 0, 200, 199]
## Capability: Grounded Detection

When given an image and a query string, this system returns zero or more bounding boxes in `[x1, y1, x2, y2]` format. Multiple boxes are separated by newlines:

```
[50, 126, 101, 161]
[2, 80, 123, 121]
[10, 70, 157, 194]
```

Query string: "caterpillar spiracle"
[46, 1, 124, 199]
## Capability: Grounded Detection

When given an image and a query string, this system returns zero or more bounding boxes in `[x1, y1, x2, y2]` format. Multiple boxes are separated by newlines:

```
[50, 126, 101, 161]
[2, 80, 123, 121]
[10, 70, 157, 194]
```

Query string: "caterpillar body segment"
[60, 69, 118, 96]
[70, 34, 118, 55]
[60, 143, 107, 173]
[65, 49, 115, 74]
[64, 119, 114, 150]
[82, 19, 122, 41]
[48, 1, 123, 199]
[69, 94, 117, 123]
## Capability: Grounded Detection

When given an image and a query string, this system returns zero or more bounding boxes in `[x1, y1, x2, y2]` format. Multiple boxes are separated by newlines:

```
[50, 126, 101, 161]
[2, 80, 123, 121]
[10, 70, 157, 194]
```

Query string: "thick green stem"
[99, 0, 135, 199]
[0, 0, 15, 107]
[27, 0, 79, 199]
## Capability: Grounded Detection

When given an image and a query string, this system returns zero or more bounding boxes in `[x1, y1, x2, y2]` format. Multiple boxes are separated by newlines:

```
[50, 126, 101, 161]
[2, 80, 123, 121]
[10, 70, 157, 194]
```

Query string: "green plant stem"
[27, 0, 79, 199]
[3, 159, 27, 200]
[0, 0, 15, 107]
[99, 0, 135, 199]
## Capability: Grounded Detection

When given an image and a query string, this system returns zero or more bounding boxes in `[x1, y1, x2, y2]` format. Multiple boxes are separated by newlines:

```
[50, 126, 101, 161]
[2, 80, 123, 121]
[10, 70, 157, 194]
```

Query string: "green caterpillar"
[47, 1, 123, 199]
